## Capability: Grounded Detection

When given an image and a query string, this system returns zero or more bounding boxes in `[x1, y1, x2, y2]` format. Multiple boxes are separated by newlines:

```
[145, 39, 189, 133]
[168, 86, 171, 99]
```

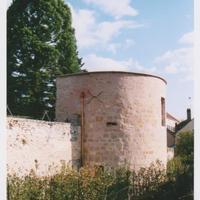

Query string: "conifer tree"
[7, 0, 83, 120]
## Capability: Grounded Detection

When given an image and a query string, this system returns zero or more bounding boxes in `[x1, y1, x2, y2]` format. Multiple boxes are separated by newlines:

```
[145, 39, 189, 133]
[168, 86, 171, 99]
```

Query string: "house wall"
[166, 115, 179, 147]
[167, 118, 176, 129]
[7, 117, 80, 176]
[56, 72, 167, 170]
[167, 131, 175, 147]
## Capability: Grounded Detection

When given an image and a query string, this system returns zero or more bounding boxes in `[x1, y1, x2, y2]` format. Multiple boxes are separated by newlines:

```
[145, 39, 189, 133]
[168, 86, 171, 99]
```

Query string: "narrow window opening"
[106, 122, 117, 126]
[161, 97, 166, 126]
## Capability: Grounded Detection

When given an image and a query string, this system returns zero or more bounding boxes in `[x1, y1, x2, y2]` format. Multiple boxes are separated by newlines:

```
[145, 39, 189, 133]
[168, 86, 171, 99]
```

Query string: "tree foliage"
[176, 131, 194, 171]
[175, 131, 193, 157]
[7, 0, 83, 120]
[167, 131, 194, 199]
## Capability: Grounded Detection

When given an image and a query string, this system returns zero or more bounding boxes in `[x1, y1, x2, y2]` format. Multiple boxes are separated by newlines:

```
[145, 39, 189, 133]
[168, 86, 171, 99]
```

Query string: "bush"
[7, 160, 193, 200]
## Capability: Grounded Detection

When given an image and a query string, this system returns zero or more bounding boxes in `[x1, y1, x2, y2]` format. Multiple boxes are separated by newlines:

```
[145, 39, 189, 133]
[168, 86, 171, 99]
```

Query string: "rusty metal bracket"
[86, 90, 104, 105]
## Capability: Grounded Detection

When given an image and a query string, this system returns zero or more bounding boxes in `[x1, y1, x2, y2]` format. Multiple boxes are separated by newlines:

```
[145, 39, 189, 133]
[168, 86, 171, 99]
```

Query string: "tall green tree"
[175, 131, 194, 167]
[7, 0, 83, 120]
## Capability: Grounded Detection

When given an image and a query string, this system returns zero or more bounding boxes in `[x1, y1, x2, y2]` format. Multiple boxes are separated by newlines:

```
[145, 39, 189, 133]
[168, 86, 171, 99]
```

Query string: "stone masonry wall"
[56, 72, 168, 170]
[7, 117, 80, 176]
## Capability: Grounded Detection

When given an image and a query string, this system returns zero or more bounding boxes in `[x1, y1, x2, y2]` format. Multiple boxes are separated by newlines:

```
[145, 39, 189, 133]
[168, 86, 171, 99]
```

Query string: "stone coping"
[7, 116, 69, 125]
[57, 71, 167, 84]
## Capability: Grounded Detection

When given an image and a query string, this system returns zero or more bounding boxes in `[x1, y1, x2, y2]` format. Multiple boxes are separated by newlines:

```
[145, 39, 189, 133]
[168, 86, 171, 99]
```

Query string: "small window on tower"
[106, 122, 117, 126]
[161, 97, 166, 126]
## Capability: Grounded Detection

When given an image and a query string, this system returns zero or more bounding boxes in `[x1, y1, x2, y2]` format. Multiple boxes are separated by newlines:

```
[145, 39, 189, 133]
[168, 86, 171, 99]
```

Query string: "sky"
[65, 0, 194, 120]
[7, 0, 194, 120]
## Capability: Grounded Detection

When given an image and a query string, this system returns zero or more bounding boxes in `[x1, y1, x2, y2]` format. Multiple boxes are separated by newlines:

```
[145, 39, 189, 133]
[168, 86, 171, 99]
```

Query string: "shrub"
[7, 161, 192, 200]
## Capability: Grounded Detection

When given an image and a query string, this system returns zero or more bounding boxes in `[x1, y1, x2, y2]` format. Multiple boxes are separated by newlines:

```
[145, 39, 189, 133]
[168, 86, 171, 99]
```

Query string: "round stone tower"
[56, 71, 167, 170]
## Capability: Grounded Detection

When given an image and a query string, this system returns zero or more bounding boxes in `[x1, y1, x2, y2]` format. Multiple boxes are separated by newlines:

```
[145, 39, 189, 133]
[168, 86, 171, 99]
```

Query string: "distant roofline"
[176, 118, 194, 134]
[57, 71, 167, 84]
[166, 112, 180, 122]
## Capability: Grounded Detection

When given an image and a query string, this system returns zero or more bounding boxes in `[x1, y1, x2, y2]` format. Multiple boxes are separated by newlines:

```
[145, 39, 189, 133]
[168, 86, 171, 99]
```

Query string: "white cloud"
[82, 0, 138, 19]
[70, 6, 142, 49]
[83, 54, 144, 72]
[84, 54, 128, 71]
[154, 31, 194, 81]
[70, 8, 97, 48]
[106, 43, 121, 54]
[179, 31, 194, 45]
[105, 39, 135, 54]
[96, 20, 139, 42]
[154, 47, 193, 80]
[124, 39, 135, 48]
[164, 65, 178, 74]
